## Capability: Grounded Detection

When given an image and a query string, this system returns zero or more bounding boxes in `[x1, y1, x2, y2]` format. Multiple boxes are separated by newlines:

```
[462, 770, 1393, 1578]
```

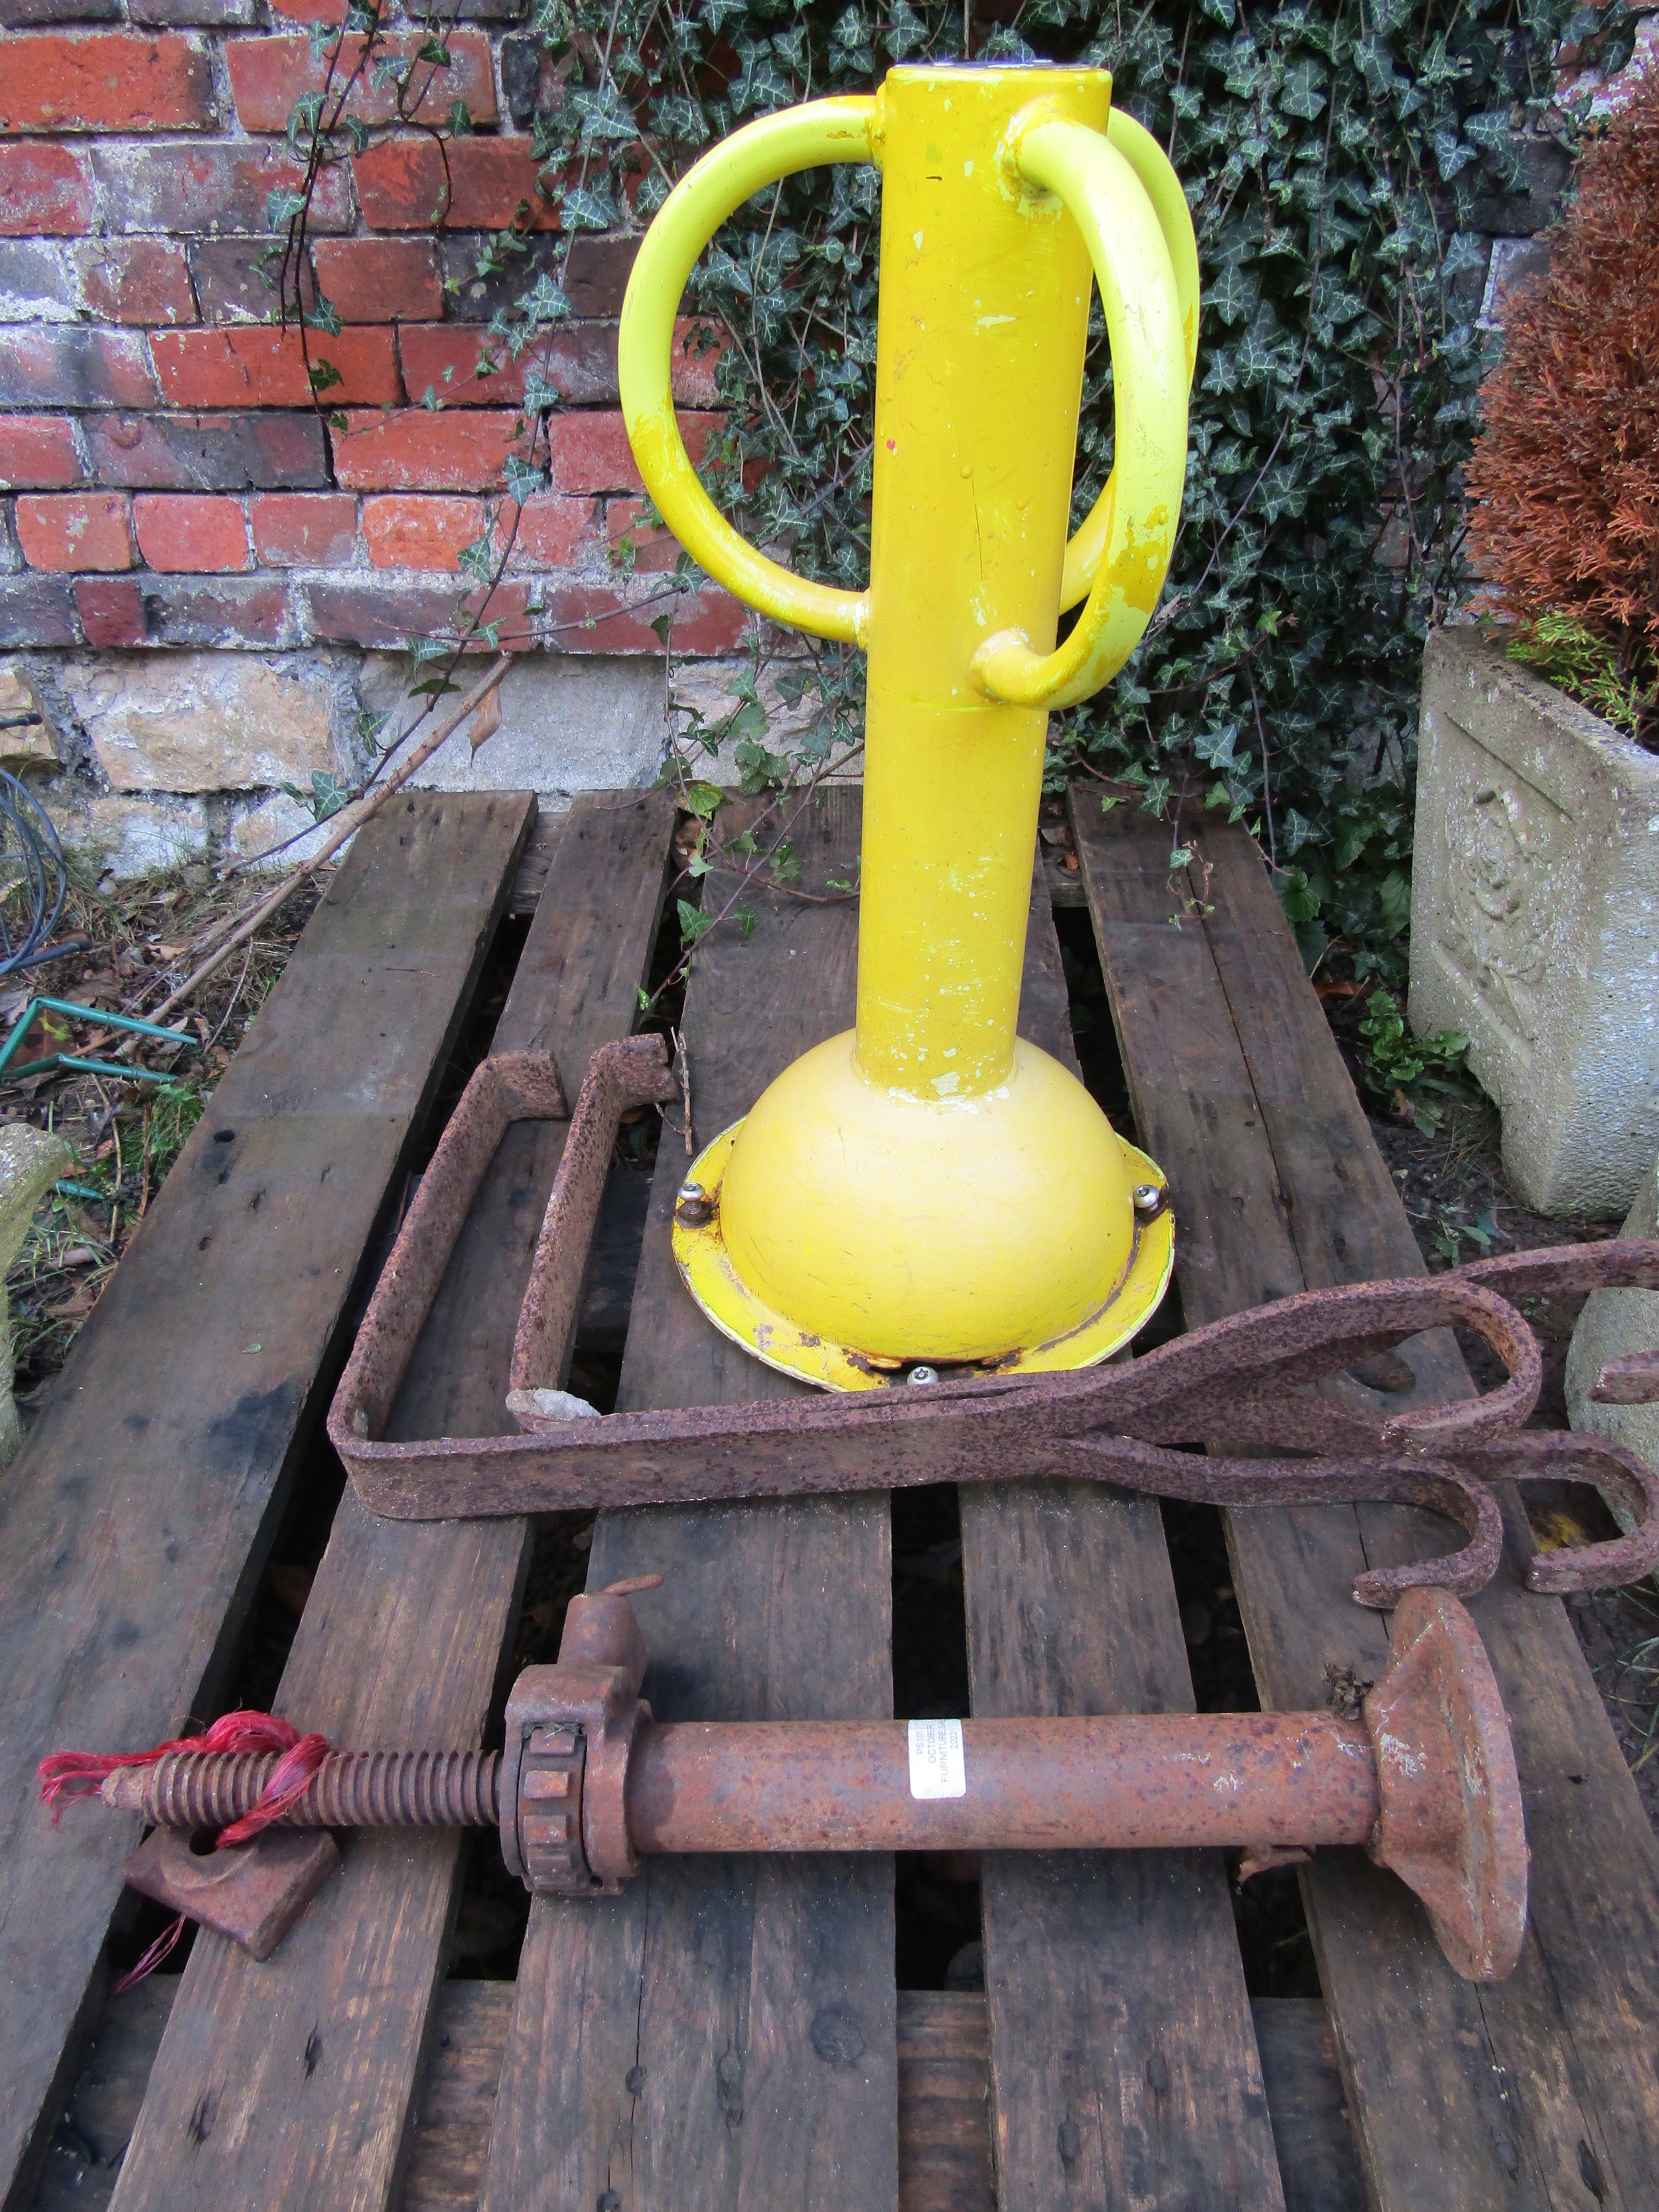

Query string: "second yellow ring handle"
[969, 110, 1192, 709]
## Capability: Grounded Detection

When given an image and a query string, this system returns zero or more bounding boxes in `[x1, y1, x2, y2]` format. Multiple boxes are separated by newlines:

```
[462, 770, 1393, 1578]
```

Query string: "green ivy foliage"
[286, 0, 1636, 966]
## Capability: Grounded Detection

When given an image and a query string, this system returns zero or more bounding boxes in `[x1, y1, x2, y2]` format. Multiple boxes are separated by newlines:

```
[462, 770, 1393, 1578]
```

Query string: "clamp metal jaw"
[500, 1578, 655, 1895]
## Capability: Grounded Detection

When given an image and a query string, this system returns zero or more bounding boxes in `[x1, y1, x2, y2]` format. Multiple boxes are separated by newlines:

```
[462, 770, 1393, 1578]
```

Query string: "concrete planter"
[1409, 625, 1659, 1218]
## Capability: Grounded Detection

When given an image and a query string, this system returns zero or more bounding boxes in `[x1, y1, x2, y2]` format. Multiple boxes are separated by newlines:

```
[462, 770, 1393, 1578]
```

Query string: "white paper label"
[908, 1718, 966, 1800]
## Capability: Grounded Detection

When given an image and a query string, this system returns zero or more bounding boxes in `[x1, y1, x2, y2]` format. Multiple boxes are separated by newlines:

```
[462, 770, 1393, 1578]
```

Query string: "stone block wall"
[0, 2, 758, 873]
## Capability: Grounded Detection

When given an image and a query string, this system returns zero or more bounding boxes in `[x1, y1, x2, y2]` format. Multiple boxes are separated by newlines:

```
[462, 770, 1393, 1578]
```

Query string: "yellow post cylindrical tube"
[618, 65, 1194, 1382]
[857, 68, 1106, 1098]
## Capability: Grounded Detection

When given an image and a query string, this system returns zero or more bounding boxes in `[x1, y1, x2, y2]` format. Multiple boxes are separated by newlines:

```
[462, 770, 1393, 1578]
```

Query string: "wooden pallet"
[3, 785, 1654, 2212]
[35, 1982, 1367, 2212]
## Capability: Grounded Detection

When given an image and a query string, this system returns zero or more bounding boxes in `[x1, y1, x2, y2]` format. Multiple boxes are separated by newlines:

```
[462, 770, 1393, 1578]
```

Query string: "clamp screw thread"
[117, 1748, 502, 1832]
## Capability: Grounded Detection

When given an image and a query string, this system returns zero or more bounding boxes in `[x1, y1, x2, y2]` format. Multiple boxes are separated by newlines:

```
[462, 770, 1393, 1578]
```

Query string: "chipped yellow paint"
[620, 65, 1196, 1382]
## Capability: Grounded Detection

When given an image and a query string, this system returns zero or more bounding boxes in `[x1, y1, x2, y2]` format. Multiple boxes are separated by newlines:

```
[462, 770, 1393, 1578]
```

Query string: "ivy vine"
[271, 0, 1636, 977]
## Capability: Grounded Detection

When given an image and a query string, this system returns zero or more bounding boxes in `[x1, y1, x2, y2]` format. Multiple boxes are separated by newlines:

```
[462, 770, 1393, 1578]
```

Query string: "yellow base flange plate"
[670, 1117, 1176, 1393]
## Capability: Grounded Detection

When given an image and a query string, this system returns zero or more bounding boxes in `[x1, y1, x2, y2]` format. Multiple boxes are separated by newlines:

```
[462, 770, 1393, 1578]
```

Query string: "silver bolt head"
[678, 1181, 705, 1204]
[1131, 1183, 1163, 1214]
[907, 1364, 939, 1385]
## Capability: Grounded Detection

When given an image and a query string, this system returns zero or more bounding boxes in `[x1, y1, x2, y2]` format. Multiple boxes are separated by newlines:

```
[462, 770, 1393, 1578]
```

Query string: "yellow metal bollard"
[618, 64, 1197, 1390]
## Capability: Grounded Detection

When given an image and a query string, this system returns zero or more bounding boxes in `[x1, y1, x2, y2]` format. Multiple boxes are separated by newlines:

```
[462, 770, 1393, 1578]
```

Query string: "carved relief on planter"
[1411, 625, 1659, 1218]
[1435, 763, 1558, 1051]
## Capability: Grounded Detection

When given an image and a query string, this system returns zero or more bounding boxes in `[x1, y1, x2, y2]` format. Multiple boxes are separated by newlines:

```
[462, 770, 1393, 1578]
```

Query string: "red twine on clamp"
[113, 1914, 188, 1997]
[36, 1708, 331, 1846]
[38, 1710, 331, 1994]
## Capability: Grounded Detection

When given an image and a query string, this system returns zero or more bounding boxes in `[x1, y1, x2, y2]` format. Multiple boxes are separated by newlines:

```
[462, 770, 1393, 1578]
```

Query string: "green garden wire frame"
[0, 998, 195, 1088]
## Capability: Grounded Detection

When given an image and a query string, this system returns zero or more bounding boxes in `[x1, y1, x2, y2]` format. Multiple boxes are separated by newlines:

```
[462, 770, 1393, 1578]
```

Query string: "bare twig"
[672, 1026, 692, 1155]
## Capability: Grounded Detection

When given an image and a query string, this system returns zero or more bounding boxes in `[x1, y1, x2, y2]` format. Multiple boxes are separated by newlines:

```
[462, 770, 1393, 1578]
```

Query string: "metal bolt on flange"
[907, 1366, 940, 1386]
[1132, 1182, 1165, 1216]
[674, 1181, 714, 1228]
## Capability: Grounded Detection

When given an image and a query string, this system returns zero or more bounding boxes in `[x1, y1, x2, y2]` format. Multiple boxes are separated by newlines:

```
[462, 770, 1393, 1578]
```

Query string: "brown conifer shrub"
[1464, 69, 1659, 743]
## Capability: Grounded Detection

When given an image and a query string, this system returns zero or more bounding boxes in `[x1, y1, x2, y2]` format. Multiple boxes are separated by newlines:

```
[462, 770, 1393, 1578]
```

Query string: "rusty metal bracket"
[122, 1824, 340, 1962]
[328, 1052, 1659, 1607]
[88, 1582, 1527, 1982]
[508, 1035, 680, 1417]
[336, 1051, 571, 1450]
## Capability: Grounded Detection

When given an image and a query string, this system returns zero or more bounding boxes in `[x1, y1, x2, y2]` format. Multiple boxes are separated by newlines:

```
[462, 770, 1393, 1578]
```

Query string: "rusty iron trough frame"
[95, 1578, 1527, 1983]
[327, 1039, 1659, 1609]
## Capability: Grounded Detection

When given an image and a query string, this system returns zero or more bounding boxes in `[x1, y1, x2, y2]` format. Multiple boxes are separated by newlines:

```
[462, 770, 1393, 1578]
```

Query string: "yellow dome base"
[670, 1031, 1173, 1392]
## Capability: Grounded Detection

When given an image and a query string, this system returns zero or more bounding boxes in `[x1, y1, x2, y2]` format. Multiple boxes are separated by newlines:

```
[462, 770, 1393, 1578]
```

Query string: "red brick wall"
[0, 10, 746, 660]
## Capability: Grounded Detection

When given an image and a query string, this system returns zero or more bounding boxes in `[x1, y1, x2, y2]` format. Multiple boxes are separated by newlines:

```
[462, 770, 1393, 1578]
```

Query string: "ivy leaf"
[559, 182, 619, 232]
[285, 90, 324, 151]
[307, 357, 344, 393]
[519, 272, 571, 325]
[502, 453, 547, 500]
[265, 188, 309, 228]
[1206, 262, 1258, 326]
[1376, 869, 1412, 936]
[1279, 59, 1327, 119]
[677, 898, 713, 946]
[309, 770, 347, 820]
[522, 368, 563, 414]
[457, 532, 496, 585]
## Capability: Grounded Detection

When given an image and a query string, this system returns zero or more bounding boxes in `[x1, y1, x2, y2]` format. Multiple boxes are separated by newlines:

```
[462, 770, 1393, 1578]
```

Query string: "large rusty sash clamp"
[92, 1578, 1527, 1981]
[328, 1040, 1659, 1607]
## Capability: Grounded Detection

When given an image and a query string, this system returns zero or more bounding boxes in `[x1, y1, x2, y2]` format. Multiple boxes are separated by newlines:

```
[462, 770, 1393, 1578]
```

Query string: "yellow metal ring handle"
[1060, 110, 1199, 612]
[618, 92, 1195, 694]
[969, 111, 1192, 711]
[617, 97, 880, 649]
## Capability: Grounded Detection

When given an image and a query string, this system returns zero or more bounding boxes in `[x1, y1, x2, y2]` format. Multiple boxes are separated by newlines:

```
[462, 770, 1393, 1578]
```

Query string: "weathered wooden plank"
[0, 790, 534, 2212]
[1250, 2000, 1366, 2212]
[28, 1982, 1364, 2212]
[1199, 823, 1659, 2212]
[401, 1983, 515, 2212]
[480, 785, 898, 2212]
[1072, 792, 1659, 2211]
[107, 792, 673, 2212]
[895, 1992, 995, 2212]
[30, 1980, 171, 2212]
[959, 875, 1285, 2212]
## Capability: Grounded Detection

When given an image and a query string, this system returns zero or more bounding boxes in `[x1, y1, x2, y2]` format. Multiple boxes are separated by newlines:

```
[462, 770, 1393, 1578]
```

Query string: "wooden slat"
[895, 1992, 995, 2212]
[107, 792, 674, 2212]
[401, 1984, 515, 2212]
[1250, 2000, 1366, 2212]
[479, 786, 898, 2212]
[31, 1980, 171, 2212]
[29, 1982, 1364, 2212]
[0, 790, 533, 2212]
[1072, 792, 1659, 2211]
[959, 877, 1285, 2211]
